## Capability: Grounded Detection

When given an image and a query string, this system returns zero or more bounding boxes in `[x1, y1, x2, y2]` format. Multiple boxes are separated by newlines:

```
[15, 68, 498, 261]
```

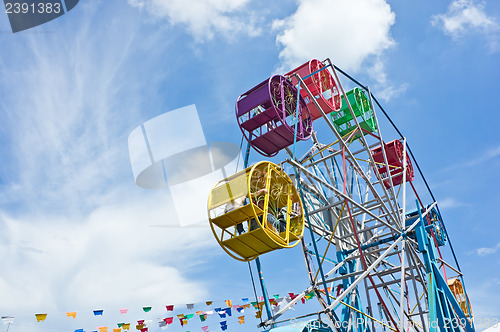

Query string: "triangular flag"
[2, 316, 15, 325]
[258, 296, 264, 301]
[136, 324, 144, 330]
[236, 307, 244, 313]
[201, 326, 209, 332]
[120, 309, 128, 314]
[165, 317, 173, 324]
[118, 323, 123, 328]
[122, 323, 130, 330]
[113, 329, 121, 332]
[141, 329, 148, 332]
[224, 300, 232, 307]
[199, 314, 207, 322]
[225, 308, 232, 317]
[66, 312, 77, 319]
[186, 303, 194, 310]
[185, 314, 194, 320]
[242, 304, 251, 309]
[176, 314, 185, 319]
[241, 298, 249, 303]
[35, 314, 47, 322]
[288, 293, 299, 300]
[137, 320, 144, 325]
[255, 311, 262, 319]
[273, 294, 279, 299]
[238, 316, 245, 324]
[74, 329, 84, 332]
[336, 284, 343, 296]
[166, 305, 174, 311]
[205, 311, 214, 315]
[205, 301, 213, 306]
[143, 307, 152, 312]
[98, 327, 108, 332]
[196, 311, 203, 315]
[93, 310, 104, 316]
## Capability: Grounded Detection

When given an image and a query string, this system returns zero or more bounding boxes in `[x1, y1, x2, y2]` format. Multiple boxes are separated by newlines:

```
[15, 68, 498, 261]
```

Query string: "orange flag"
[66, 312, 77, 319]
[238, 316, 245, 324]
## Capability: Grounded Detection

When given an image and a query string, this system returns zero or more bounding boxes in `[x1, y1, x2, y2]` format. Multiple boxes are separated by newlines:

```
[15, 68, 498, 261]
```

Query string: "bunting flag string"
[3, 290, 321, 332]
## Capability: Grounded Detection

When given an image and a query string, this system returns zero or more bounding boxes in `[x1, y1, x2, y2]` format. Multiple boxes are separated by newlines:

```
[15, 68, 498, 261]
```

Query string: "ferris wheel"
[207, 58, 474, 332]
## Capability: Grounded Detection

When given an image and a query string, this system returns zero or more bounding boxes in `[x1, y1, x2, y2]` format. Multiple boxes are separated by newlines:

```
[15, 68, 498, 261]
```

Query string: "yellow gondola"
[207, 161, 305, 261]
[447, 278, 473, 319]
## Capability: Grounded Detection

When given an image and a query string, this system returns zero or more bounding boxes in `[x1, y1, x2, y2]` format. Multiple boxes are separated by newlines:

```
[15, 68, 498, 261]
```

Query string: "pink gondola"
[286, 59, 341, 120]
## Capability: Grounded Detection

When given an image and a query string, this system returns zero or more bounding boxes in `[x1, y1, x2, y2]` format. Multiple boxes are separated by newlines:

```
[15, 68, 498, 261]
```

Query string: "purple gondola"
[236, 75, 312, 157]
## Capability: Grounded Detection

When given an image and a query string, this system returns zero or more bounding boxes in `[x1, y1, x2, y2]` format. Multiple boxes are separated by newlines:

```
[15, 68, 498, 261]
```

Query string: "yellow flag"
[238, 316, 245, 324]
[66, 312, 77, 319]
[98, 327, 108, 332]
[225, 300, 232, 307]
[113, 329, 121, 332]
[35, 314, 47, 322]
[122, 323, 130, 330]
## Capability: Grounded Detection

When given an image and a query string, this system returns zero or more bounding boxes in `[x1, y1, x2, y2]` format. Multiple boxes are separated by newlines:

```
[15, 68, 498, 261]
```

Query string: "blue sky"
[0, 0, 499, 331]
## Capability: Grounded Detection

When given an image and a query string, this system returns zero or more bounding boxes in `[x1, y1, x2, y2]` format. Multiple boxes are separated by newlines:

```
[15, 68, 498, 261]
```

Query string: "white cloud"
[438, 197, 466, 209]
[273, 0, 395, 71]
[273, 0, 401, 100]
[447, 145, 500, 170]
[432, 0, 500, 51]
[0, 193, 215, 313]
[0, 2, 171, 215]
[0, 1, 217, 321]
[128, 0, 261, 41]
[366, 56, 408, 101]
[469, 242, 500, 256]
